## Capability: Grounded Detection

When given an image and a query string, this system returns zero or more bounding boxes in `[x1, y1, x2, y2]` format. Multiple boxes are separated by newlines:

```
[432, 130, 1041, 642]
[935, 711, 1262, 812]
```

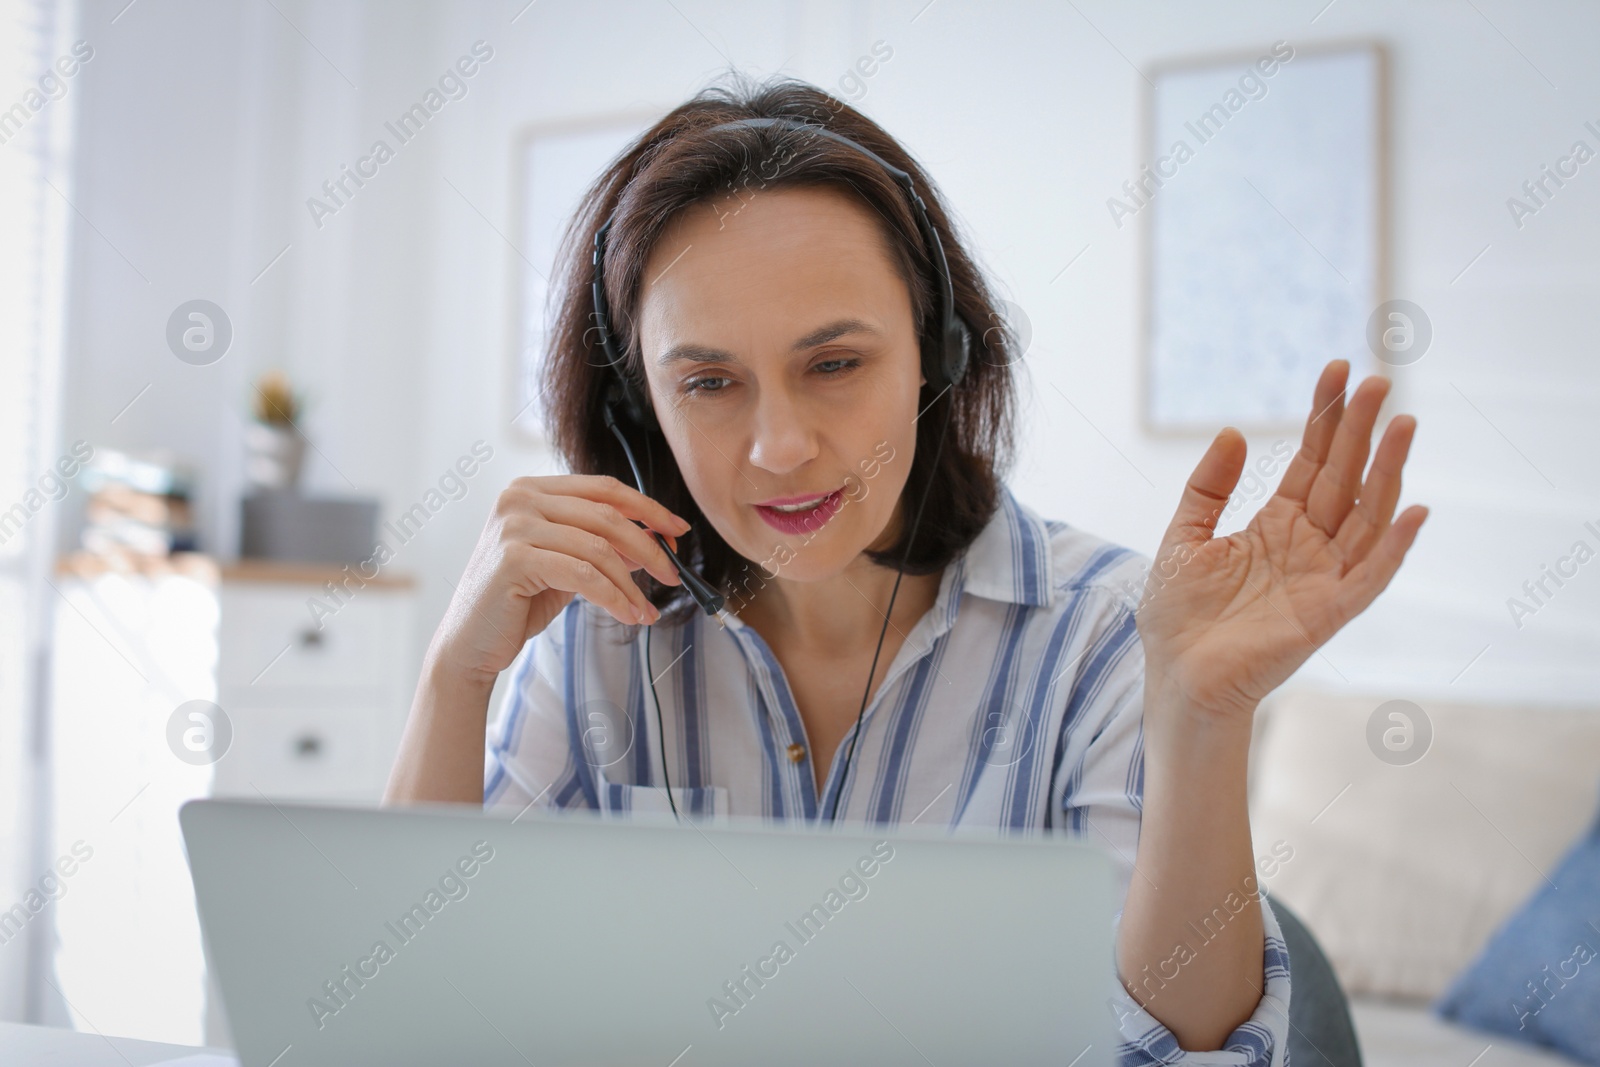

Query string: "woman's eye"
[815, 357, 860, 375]
[683, 376, 730, 395]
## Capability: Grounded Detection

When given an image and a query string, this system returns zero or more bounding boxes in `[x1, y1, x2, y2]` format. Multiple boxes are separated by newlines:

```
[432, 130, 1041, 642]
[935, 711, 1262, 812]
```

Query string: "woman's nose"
[746, 386, 819, 475]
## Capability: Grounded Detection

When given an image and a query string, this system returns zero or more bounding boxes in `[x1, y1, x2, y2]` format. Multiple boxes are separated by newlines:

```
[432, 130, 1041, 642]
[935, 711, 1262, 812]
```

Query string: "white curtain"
[0, 0, 77, 1025]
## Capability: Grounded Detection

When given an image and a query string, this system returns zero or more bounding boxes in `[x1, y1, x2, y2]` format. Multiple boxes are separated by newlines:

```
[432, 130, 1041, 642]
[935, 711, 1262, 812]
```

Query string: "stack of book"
[80, 449, 198, 558]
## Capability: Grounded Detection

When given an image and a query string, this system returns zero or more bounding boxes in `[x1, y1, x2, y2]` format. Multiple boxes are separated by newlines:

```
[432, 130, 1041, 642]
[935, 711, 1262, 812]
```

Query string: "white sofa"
[1350, 997, 1580, 1067]
[1247, 688, 1600, 1067]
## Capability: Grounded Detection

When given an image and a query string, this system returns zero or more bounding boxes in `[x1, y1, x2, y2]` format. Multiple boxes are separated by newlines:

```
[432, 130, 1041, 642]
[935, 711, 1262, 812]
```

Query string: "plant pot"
[244, 421, 307, 490]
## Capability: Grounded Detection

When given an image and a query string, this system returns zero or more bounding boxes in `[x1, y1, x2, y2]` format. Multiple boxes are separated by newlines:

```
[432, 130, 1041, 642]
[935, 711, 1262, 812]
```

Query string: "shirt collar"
[949, 484, 1055, 609]
[714, 483, 1053, 641]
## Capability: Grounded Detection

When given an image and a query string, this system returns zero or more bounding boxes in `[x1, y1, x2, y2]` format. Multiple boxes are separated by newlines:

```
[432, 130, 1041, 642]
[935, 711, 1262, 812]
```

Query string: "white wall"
[60, 0, 1600, 730]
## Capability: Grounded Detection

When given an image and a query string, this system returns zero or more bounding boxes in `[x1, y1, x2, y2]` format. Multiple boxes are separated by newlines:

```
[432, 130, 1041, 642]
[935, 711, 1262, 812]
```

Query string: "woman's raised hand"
[1135, 359, 1429, 724]
[428, 474, 690, 688]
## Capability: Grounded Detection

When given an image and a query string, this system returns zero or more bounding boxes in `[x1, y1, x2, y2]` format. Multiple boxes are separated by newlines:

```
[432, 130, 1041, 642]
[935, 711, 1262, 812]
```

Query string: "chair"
[1272, 897, 1363, 1066]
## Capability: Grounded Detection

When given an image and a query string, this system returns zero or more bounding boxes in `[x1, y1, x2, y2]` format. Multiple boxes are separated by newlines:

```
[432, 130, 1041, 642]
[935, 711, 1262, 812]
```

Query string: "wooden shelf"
[222, 557, 416, 589]
[55, 550, 220, 583]
[55, 551, 416, 589]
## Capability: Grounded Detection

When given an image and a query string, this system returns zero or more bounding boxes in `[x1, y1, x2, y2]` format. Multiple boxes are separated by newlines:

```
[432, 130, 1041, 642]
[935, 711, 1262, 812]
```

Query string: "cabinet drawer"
[213, 701, 381, 801]
[219, 585, 390, 689]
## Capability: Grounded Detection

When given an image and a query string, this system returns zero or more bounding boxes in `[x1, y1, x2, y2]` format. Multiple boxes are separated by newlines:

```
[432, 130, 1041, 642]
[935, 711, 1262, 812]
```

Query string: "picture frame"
[505, 110, 662, 444]
[1137, 40, 1389, 434]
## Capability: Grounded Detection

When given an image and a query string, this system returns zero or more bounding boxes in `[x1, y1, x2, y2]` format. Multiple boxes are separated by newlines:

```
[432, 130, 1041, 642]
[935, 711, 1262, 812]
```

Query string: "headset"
[589, 115, 972, 823]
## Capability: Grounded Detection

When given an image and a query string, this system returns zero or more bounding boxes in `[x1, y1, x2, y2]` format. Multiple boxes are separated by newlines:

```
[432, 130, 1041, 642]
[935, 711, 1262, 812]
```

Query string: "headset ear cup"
[945, 316, 971, 388]
[622, 377, 645, 426]
[602, 375, 640, 428]
[604, 370, 649, 428]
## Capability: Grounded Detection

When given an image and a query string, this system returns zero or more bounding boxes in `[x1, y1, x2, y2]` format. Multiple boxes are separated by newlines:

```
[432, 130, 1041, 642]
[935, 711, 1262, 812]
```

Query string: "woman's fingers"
[1306, 375, 1390, 537]
[616, 533, 678, 573]
[1338, 504, 1429, 618]
[1159, 426, 1247, 553]
[492, 473, 697, 626]
[1333, 414, 1416, 564]
[516, 545, 653, 626]
[545, 473, 691, 538]
[524, 522, 660, 624]
[1274, 360, 1349, 504]
[536, 493, 682, 587]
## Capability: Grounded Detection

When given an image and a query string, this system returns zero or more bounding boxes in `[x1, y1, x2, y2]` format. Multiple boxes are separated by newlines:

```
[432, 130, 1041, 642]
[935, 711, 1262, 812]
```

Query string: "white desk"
[0, 1020, 233, 1065]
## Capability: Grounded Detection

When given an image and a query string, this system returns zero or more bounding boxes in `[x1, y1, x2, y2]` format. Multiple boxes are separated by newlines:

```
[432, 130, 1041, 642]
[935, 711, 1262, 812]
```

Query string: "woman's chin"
[727, 531, 860, 583]
[717, 503, 895, 584]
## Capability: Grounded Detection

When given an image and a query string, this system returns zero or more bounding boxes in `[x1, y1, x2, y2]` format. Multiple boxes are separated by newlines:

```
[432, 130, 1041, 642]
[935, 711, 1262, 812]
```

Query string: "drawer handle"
[293, 733, 323, 759]
[298, 628, 325, 649]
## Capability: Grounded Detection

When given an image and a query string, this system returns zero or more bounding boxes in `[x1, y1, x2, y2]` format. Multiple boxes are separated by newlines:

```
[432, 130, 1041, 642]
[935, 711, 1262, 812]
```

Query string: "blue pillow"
[1434, 793, 1600, 1066]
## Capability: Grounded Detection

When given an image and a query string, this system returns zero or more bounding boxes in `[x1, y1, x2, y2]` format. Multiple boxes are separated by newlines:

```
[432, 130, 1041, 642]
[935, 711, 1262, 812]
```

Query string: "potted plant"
[244, 369, 308, 490]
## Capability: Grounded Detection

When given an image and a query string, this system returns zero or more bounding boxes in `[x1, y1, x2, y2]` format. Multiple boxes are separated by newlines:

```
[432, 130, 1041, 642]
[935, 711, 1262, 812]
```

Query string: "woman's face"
[636, 184, 924, 584]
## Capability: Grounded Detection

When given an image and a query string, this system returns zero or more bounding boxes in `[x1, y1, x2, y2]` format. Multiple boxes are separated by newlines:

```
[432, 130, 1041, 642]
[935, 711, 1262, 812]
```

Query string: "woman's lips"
[754, 488, 845, 534]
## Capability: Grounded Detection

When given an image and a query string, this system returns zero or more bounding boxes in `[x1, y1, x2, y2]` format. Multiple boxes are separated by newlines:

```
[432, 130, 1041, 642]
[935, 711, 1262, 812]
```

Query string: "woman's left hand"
[1135, 358, 1429, 726]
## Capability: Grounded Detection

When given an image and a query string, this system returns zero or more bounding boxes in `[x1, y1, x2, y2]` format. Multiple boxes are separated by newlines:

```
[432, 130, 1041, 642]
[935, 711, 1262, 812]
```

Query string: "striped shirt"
[483, 485, 1291, 1065]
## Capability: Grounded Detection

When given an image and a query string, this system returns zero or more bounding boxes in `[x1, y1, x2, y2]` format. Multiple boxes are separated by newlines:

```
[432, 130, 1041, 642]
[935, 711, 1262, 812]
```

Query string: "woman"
[385, 77, 1426, 1063]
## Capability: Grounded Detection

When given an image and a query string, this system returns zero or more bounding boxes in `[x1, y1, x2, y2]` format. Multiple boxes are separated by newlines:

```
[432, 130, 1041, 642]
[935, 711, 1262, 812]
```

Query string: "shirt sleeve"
[1108, 895, 1293, 1066]
[482, 602, 596, 815]
[1059, 588, 1292, 1066]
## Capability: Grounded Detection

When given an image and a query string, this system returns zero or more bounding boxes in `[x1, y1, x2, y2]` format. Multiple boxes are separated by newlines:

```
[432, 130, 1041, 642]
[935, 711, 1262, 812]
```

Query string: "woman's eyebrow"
[656, 318, 881, 368]
[657, 343, 740, 368]
[790, 317, 881, 351]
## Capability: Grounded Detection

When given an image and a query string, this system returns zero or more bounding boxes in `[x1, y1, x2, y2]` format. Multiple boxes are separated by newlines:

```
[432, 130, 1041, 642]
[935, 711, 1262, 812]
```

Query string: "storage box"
[239, 491, 379, 564]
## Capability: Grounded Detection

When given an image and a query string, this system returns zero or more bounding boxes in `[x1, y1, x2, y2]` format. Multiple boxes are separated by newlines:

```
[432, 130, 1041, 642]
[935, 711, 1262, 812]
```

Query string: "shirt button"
[786, 743, 806, 763]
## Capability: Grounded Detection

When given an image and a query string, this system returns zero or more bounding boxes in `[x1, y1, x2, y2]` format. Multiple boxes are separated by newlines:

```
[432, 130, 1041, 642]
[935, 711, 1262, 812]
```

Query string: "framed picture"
[507, 111, 660, 443]
[1138, 41, 1388, 433]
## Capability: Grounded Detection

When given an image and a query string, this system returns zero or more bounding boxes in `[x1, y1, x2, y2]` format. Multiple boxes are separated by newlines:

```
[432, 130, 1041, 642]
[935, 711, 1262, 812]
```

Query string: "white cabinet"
[212, 563, 416, 803]
[47, 554, 419, 1048]
[48, 555, 220, 1049]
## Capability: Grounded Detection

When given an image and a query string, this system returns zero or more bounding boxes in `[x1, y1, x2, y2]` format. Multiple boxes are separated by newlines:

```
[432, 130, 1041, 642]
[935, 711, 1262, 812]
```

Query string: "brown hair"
[541, 73, 1020, 626]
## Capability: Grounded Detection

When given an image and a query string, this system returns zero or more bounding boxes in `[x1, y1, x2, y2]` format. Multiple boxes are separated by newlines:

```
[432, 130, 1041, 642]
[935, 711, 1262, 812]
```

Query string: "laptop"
[180, 797, 1119, 1066]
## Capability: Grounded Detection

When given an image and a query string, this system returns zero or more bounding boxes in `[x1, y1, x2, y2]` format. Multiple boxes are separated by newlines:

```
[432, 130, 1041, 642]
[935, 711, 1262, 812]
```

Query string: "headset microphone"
[589, 115, 971, 824]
